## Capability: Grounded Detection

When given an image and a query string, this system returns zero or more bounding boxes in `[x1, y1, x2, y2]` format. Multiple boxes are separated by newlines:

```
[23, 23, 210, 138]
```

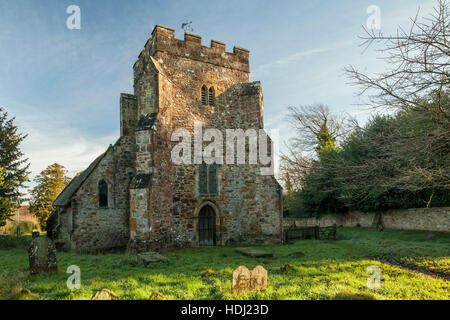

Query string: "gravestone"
[28, 231, 58, 275]
[91, 289, 120, 300]
[250, 265, 267, 291]
[232, 266, 252, 293]
[232, 265, 267, 293]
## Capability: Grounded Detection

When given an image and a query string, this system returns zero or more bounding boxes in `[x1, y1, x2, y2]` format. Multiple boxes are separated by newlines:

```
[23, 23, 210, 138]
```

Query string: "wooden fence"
[284, 224, 337, 241]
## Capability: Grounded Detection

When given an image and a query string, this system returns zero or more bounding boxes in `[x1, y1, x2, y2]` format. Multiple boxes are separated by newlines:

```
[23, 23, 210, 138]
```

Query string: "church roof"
[53, 149, 109, 207]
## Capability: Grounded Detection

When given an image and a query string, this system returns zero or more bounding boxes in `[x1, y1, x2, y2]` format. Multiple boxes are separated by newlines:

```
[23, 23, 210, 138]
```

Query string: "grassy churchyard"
[0, 227, 448, 300]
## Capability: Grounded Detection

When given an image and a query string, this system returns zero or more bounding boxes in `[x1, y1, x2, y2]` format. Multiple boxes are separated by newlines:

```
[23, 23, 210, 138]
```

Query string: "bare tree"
[279, 143, 312, 191]
[283, 1, 449, 213]
[279, 104, 349, 191]
[286, 104, 349, 152]
[346, 0, 449, 120]
[343, 0, 450, 197]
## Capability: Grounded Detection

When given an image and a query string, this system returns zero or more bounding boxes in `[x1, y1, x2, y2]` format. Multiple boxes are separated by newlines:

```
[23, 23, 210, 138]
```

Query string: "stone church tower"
[51, 25, 283, 252]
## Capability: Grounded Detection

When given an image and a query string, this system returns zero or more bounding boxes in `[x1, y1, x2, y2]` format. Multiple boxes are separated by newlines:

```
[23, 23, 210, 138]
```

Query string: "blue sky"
[0, 0, 436, 189]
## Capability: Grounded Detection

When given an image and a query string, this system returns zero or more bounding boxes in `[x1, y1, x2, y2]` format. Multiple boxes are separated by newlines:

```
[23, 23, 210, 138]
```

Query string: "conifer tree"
[0, 107, 29, 227]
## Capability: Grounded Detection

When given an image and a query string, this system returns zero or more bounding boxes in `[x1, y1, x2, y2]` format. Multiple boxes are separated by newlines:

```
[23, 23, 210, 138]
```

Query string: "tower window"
[201, 86, 207, 105]
[208, 163, 217, 194]
[199, 163, 208, 194]
[208, 87, 215, 106]
[98, 179, 108, 208]
[199, 163, 218, 195]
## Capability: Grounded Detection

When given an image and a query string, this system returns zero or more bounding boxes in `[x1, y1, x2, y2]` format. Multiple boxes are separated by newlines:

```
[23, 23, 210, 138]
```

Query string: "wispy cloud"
[274, 48, 330, 65]
[253, 48, 330, 78]
[10, 103, 119, 196]
[22, 126, 118, 181]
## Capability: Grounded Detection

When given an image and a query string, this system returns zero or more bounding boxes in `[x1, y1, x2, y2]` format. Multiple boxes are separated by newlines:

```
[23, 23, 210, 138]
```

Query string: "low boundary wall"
[283, 207, 449, 233]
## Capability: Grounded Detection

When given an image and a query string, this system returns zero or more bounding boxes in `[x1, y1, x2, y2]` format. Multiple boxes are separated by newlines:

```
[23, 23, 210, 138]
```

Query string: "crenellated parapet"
[133, 24, 250, 80]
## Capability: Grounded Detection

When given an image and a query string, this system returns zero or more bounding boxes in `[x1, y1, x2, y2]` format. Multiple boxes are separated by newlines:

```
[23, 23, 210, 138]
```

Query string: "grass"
[0, 228, 448, 300]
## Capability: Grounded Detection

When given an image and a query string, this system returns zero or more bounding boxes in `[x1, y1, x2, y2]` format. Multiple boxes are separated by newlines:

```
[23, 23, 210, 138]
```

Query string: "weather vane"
[181, 21, 193, 33]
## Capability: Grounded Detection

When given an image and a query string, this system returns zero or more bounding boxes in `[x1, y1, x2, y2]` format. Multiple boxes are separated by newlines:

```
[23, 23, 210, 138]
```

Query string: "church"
[50, 25, 283, 252]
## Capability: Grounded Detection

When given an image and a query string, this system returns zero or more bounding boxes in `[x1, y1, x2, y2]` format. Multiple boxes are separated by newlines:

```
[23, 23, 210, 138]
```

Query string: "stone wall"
[56, 136, 135, 251]
[284, 207, 450, 233]
[120, 93, 138, 137]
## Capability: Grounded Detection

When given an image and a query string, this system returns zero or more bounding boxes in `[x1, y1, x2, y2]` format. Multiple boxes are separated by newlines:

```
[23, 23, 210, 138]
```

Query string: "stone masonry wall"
[54, 206, 72, 249]
[284, 207, 450, 233]
[120, 93, 138, 137]
[142, 80, 282, 248]
[67, 136, 134, 251]
[129, 62, 175, 246]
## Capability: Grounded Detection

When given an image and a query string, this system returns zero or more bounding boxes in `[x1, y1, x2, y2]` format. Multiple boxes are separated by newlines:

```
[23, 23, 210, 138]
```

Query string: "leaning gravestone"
[28, 231, 58, 275]
[232, 265, 268, 293]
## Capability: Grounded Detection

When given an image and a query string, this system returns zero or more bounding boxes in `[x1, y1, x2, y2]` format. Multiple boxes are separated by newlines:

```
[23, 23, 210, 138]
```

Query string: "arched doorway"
[198, 205, 216, 246]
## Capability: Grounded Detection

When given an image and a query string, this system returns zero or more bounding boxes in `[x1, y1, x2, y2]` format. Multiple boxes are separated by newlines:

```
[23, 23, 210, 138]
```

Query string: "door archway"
[198, 205, 216, 246]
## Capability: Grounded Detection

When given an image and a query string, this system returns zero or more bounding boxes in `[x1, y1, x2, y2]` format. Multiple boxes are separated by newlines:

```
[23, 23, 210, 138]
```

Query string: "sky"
[0, 0, 437, 193]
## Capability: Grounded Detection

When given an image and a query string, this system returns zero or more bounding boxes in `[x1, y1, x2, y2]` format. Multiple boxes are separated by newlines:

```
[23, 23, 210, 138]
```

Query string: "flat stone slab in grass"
[235, 248, 274, 258]
[91, 289, 120, 300]
[138, 252, 168, 263]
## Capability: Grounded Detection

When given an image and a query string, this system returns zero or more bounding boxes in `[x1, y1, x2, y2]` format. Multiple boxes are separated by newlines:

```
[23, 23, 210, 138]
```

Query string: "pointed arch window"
[201, 86, 207, 105]
[199, 163, 218, 195]
[199, 163, 208, 195]
[208, 164, 217, 194]
[98, 179, 108, 208]
[208, 87, 215, 106]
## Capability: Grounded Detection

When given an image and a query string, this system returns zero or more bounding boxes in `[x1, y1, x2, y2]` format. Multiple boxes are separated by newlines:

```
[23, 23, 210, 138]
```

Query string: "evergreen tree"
[0, 107, 29, 227]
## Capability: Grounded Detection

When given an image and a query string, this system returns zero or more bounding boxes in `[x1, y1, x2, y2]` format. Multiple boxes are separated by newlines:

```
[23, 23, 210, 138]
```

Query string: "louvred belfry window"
[208, 87, 215, 106]
[201, 86, 207, 105]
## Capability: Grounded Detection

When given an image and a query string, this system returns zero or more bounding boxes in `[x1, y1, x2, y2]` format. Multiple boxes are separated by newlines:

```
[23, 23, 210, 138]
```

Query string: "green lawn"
[0, 228, 449, 300]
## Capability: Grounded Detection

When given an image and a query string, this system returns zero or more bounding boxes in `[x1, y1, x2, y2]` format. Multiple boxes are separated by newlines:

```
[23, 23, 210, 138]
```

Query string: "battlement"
[133, 25, 250, 74]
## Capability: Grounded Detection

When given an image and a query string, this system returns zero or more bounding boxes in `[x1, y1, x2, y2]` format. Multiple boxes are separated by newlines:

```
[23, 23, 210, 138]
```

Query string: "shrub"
[0, 235, 32, 249]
